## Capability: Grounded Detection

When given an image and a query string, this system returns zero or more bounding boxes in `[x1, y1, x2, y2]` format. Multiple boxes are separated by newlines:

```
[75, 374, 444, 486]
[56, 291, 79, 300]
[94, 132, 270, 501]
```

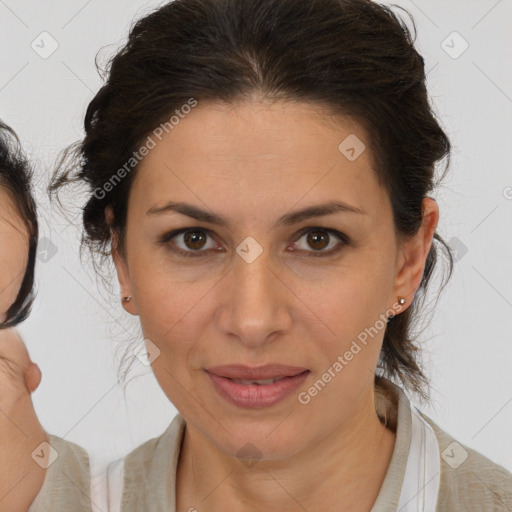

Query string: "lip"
[205, 365, 310, 409]
[205, 364, 309, 380]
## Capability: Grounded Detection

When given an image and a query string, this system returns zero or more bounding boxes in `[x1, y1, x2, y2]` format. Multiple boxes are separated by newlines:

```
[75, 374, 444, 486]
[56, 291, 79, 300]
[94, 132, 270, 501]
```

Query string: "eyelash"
[158, 227, 350, 258]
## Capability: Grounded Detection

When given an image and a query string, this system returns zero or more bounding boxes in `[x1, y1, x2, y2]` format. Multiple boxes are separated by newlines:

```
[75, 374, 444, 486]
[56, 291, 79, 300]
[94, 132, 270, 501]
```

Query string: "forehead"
[129, 100, 386, 221]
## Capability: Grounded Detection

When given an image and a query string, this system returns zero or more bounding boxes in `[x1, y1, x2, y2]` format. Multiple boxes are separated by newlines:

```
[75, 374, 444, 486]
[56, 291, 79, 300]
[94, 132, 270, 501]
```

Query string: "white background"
[1, 0, 511, 475]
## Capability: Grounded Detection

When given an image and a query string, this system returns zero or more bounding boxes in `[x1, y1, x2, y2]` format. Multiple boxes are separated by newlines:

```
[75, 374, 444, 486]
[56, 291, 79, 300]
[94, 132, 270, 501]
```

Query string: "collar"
[371, 380, 441, 511]
[116, 380, 441, 511]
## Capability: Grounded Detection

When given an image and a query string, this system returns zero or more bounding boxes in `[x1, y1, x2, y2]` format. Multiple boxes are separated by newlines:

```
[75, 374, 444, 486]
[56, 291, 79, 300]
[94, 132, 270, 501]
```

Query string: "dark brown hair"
[49, 0, 453, 400]
[0, 120, 39, 329]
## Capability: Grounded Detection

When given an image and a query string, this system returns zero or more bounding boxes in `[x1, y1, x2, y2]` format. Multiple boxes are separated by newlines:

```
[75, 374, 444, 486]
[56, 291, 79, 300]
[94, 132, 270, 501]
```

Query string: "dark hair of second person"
[0, 120, 38, 329]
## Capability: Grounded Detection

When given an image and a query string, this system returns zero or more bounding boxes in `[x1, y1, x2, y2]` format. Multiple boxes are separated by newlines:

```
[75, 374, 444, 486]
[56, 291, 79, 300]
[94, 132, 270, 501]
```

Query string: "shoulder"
[420, 412, 512, 512]
[119, 414, 186, 509]
[47, 433, 90, 469]
[28, 434, 92, 512]
[122, 414, 185, 469]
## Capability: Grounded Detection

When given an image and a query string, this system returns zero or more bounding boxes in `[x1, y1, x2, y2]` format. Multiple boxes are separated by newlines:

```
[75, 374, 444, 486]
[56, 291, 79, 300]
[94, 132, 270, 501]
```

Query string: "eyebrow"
[146, 200, 366, 228]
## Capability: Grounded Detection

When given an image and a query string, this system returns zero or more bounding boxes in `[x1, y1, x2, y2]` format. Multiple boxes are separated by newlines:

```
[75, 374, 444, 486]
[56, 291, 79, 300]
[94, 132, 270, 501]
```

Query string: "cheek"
[130, 257, 216, 373]
[132, 269, 209, 408]
[304, 246, 394, 328]
[0, 233, 28, 314]
[130, 240, 219, 310]
[300, 281, 385, 377]
[293, 245, 396, 380]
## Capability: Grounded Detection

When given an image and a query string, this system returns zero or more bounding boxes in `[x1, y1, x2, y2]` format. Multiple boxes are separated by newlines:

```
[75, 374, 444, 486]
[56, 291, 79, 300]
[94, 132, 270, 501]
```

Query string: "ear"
[105, 205, 138, 316]
[392, 197, 439, 313]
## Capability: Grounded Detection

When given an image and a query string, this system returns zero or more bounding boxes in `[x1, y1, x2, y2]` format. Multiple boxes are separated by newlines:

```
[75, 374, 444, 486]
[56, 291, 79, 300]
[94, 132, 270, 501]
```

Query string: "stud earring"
[387, 296, 407, 322]
[122, 296, 132, 303]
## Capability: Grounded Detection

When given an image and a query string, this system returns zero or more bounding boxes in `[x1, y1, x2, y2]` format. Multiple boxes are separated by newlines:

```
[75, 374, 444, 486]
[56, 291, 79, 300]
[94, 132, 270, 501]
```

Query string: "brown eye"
[183, 230, 208, 250]
[160, 228, 220, 258]
[306, 230, 330, 251]
[291, 227, 348, 257]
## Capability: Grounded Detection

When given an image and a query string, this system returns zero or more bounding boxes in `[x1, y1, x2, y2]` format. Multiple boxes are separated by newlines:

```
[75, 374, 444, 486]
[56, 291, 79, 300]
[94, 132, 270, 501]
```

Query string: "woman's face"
[112, 99, 438, 460]
[0, 187, 29, 323]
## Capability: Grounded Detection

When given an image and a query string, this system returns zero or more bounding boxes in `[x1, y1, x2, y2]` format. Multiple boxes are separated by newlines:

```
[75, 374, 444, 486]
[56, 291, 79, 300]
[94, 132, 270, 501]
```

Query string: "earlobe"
[392, 198, 439, 310]
[105, 205, 137, 316]
[114, 249, 138, 316]
[122, 295, 136, 315]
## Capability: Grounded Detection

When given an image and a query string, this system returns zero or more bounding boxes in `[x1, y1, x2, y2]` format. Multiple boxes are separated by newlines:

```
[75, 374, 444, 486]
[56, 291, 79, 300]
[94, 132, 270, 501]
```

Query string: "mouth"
[205, 363, 309, 380]
[229, 376, 289, 385]
[204, 364, 310, 408]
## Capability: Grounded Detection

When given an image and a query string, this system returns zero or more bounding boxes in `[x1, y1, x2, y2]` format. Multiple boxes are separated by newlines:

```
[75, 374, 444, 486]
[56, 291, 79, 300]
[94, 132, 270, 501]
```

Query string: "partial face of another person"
[0, 187, 29, 324]
[111, 99, 437, 460]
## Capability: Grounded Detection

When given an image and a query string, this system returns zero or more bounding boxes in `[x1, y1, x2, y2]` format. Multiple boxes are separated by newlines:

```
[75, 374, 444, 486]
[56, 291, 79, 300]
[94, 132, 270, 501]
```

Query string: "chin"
[207, 417, 308, 461]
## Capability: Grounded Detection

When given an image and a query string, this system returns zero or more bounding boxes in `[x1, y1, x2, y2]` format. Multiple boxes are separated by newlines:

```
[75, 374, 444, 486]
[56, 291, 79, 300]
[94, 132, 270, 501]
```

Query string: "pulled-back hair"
[49, 0, 453, 399]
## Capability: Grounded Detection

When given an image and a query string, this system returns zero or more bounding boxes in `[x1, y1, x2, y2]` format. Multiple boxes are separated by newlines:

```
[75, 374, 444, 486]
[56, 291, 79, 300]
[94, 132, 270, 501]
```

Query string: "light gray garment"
[27, 433, 92, 511]
[27, 380, 512, 511]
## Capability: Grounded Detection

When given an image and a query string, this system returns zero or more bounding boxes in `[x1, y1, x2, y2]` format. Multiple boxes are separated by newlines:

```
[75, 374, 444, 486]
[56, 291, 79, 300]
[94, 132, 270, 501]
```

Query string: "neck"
[176, 381, 396, 512]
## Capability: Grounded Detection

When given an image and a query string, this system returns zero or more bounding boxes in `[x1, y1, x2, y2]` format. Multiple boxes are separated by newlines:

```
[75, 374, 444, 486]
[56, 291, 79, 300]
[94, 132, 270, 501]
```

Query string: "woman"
[8, 0, 512, 510]
[0, 120, 38, 329]
[0, 121, 91, 512]
[0, 121, 82, 510]
[0, 120, 47, 512]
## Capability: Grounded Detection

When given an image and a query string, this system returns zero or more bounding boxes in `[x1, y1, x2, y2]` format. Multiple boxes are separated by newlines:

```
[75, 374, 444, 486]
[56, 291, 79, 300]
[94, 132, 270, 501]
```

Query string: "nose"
[216, 247, 292, 349]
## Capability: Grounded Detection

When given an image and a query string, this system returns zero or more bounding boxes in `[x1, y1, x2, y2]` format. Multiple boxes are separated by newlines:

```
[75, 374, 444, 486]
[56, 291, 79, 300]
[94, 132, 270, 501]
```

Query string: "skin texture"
[0, 187, 29, 323]
[0, 187, 48, 512]
[110, 99, 439, 511]
[0, 328, 48, 512]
